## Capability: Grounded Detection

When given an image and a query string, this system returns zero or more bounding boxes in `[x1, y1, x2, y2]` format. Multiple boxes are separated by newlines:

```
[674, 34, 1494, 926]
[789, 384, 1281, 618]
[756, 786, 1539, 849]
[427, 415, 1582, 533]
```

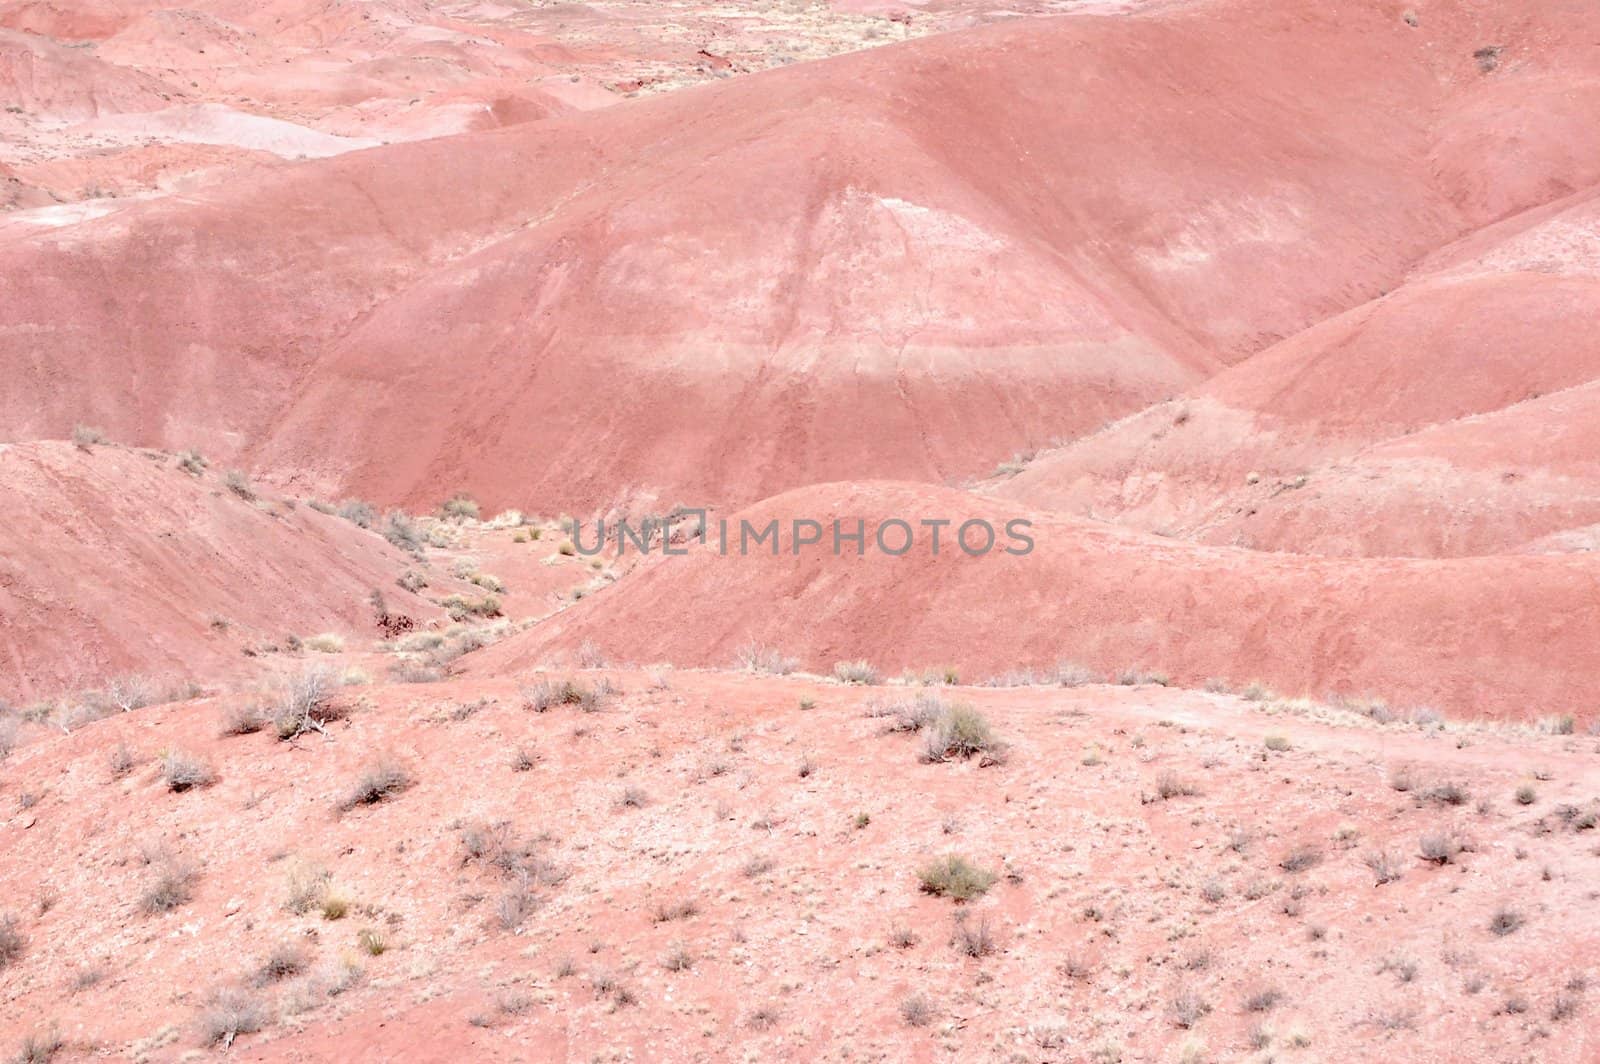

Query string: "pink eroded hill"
[0, 26, 176, 119]
[0, 441, 438, 704]
[999, 183, 1600, 553]
[470, 480, 1600, 721]
[8, 0, 1600, 512]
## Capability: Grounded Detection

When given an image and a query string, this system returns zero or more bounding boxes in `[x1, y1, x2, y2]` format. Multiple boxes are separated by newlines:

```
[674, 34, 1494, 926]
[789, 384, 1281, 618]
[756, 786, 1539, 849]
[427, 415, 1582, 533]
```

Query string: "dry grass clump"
[223, 469, 255, 500]
[1363, 849, 1405, 885]
[272, 666, 340, 739]
[140, 860, 199, 915]
[899, 994, 934, 1027]
[1419, 830, 1470, 865]
[441, 593, 501, 621]
[921, 703, 1005, 764]
[160, 749, 215, 792]
[1488, 906, 1524, 936]
[337, 757, 412, 813]
[951, 912, 998, 957]
[177, 449, 208, 476]
[253, 944, 309, 986]
[1278, 845, 1323, 873]
[1151, 772, 1200, 802]
[1169, 987, 1212, 1028]
[198, 987, 267, 1047]
[733, 642, 798, 675]
[521, 677, 609, 713]
[382, 510, 424, 554]
[832, 660, 882, 685]
[303, 633, 344, 654]
[219, 702, 269, 736]
[916, 855, 997, 901]
[72, 424, 105, 450]
[440, 493, 480, 521]
[0, 913, 24, 969]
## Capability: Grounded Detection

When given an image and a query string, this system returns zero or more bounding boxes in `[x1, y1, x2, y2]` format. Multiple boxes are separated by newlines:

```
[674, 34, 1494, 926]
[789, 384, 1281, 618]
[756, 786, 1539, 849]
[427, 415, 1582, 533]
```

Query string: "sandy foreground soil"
[2, 660, 1597, 1062]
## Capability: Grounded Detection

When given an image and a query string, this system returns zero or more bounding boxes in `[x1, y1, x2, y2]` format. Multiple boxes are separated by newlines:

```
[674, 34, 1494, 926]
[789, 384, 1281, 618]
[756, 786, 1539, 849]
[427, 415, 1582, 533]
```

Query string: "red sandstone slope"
[1000, 183, 1600, 554]
[0, 441, 438, 703]
[8, 0, 1600, 511]
[470, 481, 1600, 721]
[0, 26, 176, 119]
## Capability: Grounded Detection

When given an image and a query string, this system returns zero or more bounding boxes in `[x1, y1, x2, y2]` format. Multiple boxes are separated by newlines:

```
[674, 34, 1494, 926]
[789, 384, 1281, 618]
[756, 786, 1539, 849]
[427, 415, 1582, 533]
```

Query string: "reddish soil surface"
[3, 0, 1600, 1059]
[3, 669, 1598, 1062]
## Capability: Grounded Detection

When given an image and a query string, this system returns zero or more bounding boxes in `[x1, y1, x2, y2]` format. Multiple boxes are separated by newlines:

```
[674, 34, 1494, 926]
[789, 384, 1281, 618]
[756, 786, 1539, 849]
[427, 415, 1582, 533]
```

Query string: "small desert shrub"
[284, 864, 331, 915]
[382, 511, 424, 554]
[1419, 830, 1467, 864]
[1241, 681, 1273, 702]
[356, 928, 387, 956]
[338, 757, 412, 812]
[1515, 785, 1537, 806]
[1377, 954, 1418, 982]
[1541, 714, 1576, 736]
[1426, 781, 1470, 806]
[72, 424, 106, 450]
[0, 914, 24, 969]
[140, 862, 198, 915]
[661, 942, 694, 971]
[916, 855, 997, 901]
[951, 913, 997, 957]
[160, 750, 215, 792]
[747, 1006, 781, 1030]
[1169, 988, 1212, 1029]
[272, 665, 337, 739]
[1364, 849, 1405, 885]
[521, 677, 604, 713]
[177, 449, 208, 476]
[303, 633, 344, 654]
[223, 469, 255, 500]
[651, 898, 699, 924]
[337, 499, 377, 528]
[440, 493, 480, 521]
[1153, 772, 1200, 801]
[1118, 668, 1171, 687]
[441, 593, 501, 621]
[220, 703, 268, 736]
[899, 994, 934, 1027]
[874, 692, 945, 733]
[888, 924, 918, 949]
[1488, 906, 1524, 936]
[199, 987, 267, 1046]
[921, 703, 1004, 764]
[1263, 735, 1291, 752]
[733, 642, 797, 675]
[254, 944, 309, 985]
[388, 659, 443, 684]
[1279, 845, 1322, 873]
[1200, 879, 1226, 904]
[1243, 988, 1283, 1013]
[1056, 661, 1097, 687]
[396, 569, 427, 592]
[496, 882, 540, 932]
[832, 660, 881, 685]
[13, 1027, 63, 1063]
[107, 743, 136, 780]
